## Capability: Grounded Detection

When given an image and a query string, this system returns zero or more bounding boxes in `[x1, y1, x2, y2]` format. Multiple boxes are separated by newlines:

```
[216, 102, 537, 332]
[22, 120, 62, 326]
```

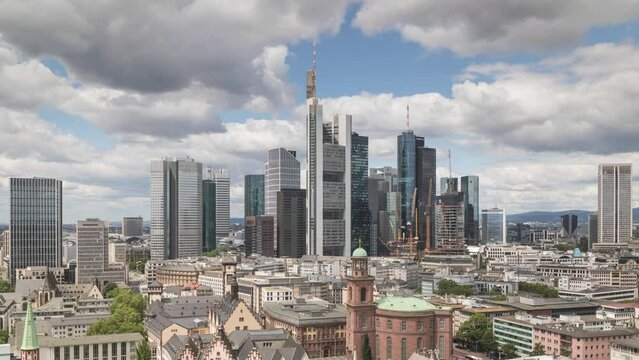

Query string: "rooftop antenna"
[305, 41, 317, 99]
[447, 149, 453, 193]
[406, 104, 410, 129]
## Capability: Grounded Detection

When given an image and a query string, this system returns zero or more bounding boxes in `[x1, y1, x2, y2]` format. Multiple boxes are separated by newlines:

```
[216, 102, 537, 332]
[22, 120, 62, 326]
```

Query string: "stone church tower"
[345, 243, 376, 360]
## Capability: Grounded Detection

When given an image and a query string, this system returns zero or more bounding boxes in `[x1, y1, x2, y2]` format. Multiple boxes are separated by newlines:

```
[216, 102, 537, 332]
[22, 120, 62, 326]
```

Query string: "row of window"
[371, 317, 445, 331]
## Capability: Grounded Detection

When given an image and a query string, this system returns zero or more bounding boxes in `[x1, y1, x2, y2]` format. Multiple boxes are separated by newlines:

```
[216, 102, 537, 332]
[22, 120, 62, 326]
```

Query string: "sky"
[1, 0, 639, 223]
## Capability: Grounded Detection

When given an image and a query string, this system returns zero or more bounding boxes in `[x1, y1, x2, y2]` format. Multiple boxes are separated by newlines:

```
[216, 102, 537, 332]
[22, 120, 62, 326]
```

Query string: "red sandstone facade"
[345, 250, 453, 360]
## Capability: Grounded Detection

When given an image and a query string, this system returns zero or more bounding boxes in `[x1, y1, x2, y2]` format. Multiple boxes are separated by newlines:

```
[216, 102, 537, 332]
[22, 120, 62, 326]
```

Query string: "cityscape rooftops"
[261, 300, 346, 327]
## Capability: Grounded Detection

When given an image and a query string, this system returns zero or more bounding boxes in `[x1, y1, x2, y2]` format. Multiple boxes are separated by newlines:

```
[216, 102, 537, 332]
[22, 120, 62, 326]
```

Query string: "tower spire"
[21, 302, 40, 360]
[406, 104, 410, 129]
[306, 41, 317, 99]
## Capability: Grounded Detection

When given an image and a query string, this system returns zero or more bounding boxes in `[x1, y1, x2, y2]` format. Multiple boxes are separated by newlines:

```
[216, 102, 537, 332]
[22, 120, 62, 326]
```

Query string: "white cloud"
[353, 0, 639, 56]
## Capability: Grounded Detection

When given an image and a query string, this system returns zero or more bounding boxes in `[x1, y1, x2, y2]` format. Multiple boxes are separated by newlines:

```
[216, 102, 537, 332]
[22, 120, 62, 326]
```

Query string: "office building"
[482, 208, 506, 244]
[76, 218, 126, 285]
[122, 216, 143, 237]
[398, 130, 437, 251]
[277, 189, 306, 258]
[306, 62, 352, 256]
[150, 157, 202, 260]
[440, 177, 458, 195]
[10, 177, 63, 285]
[369, 167, 400, 256]
[265, 148, 300, 243]
[461, 176, 479, 245]
[598, 163, 632, 244]
[435, 192, 465, 250]
[245, 216, 275, 257]
[207, 168, 230, 242]
[561, 214, 578, 238]
[351, 132, 371, 253]
[588, 213, 598, 250]
[244, 175, 264, 218]
[202, 179, 216, 251]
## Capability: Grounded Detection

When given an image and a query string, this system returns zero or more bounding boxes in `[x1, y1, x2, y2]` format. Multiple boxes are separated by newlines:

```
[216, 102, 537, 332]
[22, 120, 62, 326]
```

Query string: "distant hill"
[507, 208, 639, 224]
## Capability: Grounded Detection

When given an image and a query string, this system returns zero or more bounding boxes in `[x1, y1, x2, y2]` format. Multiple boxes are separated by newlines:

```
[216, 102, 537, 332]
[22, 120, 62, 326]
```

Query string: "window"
[386, 337, 392, 360]
[417, 320, 423, 331]
[65, 347, 70, 360]
[386, 320, 392, 330]
[360, 288, 367, 302]
[439, 319, 445, 330]
[239, 317, 244, 322]
[83, 345, 90, 360]
[438, 336, 445, 359]
[401, 321, 407, 331]
[417, 337, 423, 350]
[376, 318, 380, 328]
[402, 338, 407, 360]
[376, 335, 380, 355]
[55, 347, 61, 360]
[359, 314, 367, 328]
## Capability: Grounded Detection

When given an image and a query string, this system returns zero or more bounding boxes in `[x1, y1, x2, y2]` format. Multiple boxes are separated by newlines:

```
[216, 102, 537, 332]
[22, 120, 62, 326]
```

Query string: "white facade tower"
[598, 163, 632, 244]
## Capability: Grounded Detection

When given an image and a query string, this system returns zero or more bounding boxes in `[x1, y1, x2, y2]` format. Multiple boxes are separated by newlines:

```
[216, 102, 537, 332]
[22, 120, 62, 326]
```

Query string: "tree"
[578, 237, 589, 252]
[88, 290, 146, 336]
[436, 279, 475, 297]
[530, 343, 546, 356]
[203, 245, 230, 257]
[518, 282, 558, 298]
[500, 343, 518, 359]
[454, 314, 498, 354]
[362, 334, 372, 360]
[102, 283, 118, 298]
[0, 329, 8, 344]
[0, 280, 11, 293]
[136, 340, 151, 360]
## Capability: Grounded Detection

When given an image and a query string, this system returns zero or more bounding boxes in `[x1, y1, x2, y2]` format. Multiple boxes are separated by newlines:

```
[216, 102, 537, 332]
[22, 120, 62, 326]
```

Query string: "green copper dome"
[21, 302, 39, 351]
[376, 296, 440, 312]
[352, 239, 368, 257]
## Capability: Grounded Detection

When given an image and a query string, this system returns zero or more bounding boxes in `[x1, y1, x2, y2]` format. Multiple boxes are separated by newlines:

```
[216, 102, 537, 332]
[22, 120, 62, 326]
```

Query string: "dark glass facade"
[244, 174, 265, 218]
[461, 176, 479, 245]
[416, 147, 436, 250]
[277, 189, 307, 258]
[202, 180, 216, 251]
[397, 131, 417, 230]
[351, 133, 371, 253]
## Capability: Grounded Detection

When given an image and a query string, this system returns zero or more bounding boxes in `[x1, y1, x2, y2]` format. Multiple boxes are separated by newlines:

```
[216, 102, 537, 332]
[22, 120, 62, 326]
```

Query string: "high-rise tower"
[306, 49, 352, 256]
[207, 168, 230, 242]
[150, 157, 202, 260]
[265, 148, 300, 243]
[461, 176, 479, 245]
[598, 163, 632, 244]
[10, 177, 63, 286]
[351, 132, 371, 254]
[244, 174, 265, 218]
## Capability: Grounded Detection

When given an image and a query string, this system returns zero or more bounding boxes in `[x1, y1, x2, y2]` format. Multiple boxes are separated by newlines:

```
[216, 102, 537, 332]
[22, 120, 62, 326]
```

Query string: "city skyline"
[1, 2, 639, 222]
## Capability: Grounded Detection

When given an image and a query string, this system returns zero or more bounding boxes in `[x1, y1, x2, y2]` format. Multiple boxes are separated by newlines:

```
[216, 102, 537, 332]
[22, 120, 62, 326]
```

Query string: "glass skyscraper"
[351, 132, 371, 253]
[481, 208, 506, 244]
[10, 177, 63, 285]
[206, 168, 230, 242]
[202, 179, 216, 251]
[150, 157, 202, 260]
[265, 148, 300, 245]
[461, 175, 479, 245]
[397, 131, 417, 231]
[598, 163, 632, 244]
[244, 174, 264, 218]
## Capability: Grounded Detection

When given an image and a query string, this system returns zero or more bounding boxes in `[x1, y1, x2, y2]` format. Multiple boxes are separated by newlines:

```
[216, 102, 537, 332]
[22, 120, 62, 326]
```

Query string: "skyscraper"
[434, 192, 465, 250]
[10, 177, 62, 285]
[588, 213, 597, 250]
[150, 157, 203, 260]
[245, 216, 274, 257]
[122, 216, 143, 237]
[306, 62, 352, 256]
[207, 168, 230, 242]
[416, 146, 436, 250]
[397, 131, 419, 229]
[244, 175, 264, 218]
[598, 163, 632, 244]
[265, 148, 300, 243]
[461, 176, 479, 245]
[481, 208, 506, 244]
[351, 132, 371, 253]
[76, 218, 126, 285]
[561, 214, 578, 238]
[277, 189, 306, 258]
[202, 179, 216, 251]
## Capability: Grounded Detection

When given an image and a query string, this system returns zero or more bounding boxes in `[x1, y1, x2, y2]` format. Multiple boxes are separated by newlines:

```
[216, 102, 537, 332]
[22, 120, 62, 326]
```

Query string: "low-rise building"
[262, 299, 346, 358]
[611, 339, 639, 360]
[558, 287, 639, 302]
[488, 296, 600, 318]
[453, 306, 516, 334]
[39, 333, 144, 360]
[156, 265, 202, 286]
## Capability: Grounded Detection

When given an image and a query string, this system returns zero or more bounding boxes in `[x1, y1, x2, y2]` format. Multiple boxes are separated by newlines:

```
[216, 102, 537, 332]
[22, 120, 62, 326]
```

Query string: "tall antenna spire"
[406, 104, 410, 129]
[306, 41, 317, 99]
[448, 149, 453, 192]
